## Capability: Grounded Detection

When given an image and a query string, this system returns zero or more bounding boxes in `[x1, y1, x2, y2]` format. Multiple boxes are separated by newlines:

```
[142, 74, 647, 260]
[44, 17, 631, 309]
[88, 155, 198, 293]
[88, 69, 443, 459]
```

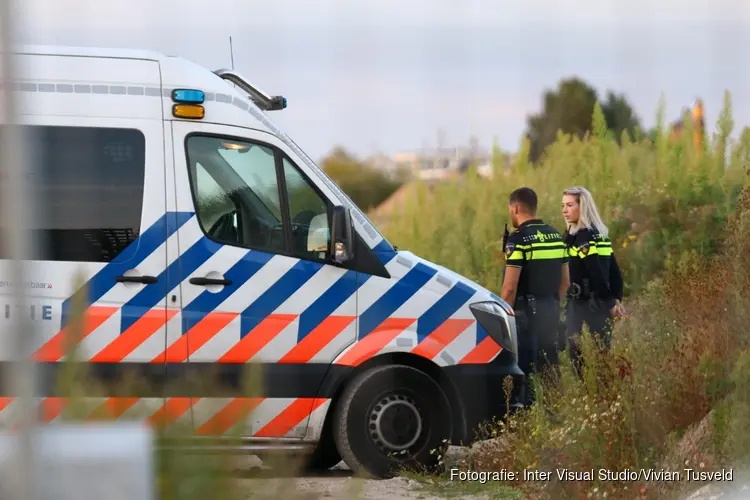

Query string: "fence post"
[0, 1, 40, 499]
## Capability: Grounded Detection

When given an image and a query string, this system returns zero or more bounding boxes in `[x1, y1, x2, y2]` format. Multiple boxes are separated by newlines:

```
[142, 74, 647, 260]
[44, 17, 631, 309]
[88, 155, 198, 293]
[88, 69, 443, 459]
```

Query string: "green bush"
[467, 187, 750, 499]
[384, 93, 750, 499]
[382, 92, 749, 296]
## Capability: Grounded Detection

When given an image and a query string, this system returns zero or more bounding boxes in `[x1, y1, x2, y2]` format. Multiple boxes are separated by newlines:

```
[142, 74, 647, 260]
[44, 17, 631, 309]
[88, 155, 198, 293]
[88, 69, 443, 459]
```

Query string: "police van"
[0, 45, 522, 478]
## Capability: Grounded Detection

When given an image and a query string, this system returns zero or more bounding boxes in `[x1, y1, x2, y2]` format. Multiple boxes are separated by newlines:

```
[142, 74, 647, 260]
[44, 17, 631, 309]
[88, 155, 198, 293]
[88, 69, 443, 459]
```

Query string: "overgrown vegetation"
[384, 93, 750, 499]
[462, 186, 750, 500]
[383, 92, 749, 296]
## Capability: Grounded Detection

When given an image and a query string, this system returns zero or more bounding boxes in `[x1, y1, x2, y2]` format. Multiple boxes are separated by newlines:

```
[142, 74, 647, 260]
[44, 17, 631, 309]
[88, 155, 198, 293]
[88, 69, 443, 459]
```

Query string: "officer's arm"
[559, 262, 570, 300]
[560, 239, 571, 300]
[500, 233, 524, 306]
[576, 233, 617, 310]
[501, 267, 521, 306]
[609, 253, 624, 301]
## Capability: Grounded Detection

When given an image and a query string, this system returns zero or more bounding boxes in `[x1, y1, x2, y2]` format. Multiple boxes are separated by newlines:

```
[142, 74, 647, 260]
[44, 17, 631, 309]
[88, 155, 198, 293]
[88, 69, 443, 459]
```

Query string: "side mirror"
[330, 205, 354, 265]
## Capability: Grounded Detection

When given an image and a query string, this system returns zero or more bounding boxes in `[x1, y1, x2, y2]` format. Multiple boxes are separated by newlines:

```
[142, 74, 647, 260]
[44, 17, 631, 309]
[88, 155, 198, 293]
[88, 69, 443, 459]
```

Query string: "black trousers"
[515, 296, 560, 405]
[564, 298, 614, 373]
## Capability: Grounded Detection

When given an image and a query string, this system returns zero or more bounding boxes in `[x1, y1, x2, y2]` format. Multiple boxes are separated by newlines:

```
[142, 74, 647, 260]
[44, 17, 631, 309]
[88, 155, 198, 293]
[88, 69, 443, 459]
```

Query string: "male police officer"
[500, 187, 570, 405]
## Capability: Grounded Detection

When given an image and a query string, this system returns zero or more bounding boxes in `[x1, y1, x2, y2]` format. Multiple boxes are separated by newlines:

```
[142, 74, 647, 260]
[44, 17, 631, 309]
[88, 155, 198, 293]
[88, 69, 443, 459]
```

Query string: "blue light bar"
[172, 89, 205, 104]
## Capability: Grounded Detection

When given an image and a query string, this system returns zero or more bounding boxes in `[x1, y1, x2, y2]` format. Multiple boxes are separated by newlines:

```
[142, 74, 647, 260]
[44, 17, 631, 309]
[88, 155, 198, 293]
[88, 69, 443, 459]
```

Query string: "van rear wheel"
[333, 364, 452, 479]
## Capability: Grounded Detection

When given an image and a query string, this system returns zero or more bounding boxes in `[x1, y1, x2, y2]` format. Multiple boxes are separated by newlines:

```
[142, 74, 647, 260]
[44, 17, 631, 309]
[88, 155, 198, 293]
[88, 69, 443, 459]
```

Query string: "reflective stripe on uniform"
[567, 239, 613, 258]
[515, 241, 567, 261]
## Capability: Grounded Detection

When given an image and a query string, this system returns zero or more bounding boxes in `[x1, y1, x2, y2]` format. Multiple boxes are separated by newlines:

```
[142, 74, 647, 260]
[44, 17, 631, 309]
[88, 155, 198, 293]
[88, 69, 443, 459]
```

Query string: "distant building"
[366, 145, 517, 229]
[365, 145, 502, 181]
[362, 153, 404, 180]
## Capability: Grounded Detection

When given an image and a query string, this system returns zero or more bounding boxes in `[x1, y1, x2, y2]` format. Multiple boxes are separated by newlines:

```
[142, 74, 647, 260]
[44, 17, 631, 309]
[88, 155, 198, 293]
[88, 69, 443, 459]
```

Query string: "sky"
[10, 0, 750, 161]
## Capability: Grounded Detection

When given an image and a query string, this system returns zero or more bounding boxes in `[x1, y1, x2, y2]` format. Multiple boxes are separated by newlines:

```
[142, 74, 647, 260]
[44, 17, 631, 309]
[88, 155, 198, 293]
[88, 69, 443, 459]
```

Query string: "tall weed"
[381, 92, 749, 296]
[468, 185, 750, 499]
[381, 93, 750, 499]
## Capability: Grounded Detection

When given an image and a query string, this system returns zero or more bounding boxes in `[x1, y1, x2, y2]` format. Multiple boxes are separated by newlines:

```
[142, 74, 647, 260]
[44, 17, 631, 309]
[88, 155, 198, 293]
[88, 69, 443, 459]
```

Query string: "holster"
[515, 295, 537, 316]
[515, 308, 530, 334]
[582, 278, 591, 297]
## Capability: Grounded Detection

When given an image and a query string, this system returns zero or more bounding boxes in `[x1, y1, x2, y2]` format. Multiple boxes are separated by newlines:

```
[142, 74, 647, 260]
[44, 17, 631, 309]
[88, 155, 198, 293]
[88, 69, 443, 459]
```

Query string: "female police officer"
[560, 186, 625, 371]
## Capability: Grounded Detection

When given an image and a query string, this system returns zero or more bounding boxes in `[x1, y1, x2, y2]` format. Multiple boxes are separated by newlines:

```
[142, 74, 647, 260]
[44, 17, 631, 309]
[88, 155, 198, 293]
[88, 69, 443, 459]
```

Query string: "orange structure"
[669, 99, 705, 149]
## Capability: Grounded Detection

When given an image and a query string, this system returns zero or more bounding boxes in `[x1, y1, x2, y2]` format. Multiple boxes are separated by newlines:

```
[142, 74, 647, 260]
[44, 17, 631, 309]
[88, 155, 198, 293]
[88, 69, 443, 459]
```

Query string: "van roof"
[14, 44, 177, 62]
[12, 44, 283, 136]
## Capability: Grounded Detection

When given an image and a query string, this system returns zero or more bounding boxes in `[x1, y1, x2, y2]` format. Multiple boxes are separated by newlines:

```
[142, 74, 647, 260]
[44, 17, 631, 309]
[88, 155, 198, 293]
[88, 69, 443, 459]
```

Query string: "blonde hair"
[563, 186, 609, 237]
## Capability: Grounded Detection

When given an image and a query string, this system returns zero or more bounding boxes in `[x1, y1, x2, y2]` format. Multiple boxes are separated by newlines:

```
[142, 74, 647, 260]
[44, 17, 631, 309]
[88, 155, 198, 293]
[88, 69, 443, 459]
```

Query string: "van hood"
[395, 250, 498, 301]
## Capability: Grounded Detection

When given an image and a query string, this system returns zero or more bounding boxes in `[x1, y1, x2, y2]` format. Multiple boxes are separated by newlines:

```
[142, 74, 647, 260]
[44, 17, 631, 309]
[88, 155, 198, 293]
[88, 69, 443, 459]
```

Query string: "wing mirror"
[330, 205, 354, 265]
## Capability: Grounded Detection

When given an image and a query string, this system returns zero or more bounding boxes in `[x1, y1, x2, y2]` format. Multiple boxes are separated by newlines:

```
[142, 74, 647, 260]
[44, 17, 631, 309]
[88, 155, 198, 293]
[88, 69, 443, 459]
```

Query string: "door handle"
[190, 277, 232, 286]
[116, 275, 158, 284]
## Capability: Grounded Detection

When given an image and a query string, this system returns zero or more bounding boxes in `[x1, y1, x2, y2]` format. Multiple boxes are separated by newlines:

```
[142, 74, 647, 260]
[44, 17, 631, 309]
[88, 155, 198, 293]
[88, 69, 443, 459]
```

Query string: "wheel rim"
[368, 393, 423, 453]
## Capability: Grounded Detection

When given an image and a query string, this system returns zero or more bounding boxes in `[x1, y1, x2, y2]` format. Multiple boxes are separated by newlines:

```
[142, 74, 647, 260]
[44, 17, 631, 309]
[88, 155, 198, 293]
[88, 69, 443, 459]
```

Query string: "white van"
[0, 45, 522, 478]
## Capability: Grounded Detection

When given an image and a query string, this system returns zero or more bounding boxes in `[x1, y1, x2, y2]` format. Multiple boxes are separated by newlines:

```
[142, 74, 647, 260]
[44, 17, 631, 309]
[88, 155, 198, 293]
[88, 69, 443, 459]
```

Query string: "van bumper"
[442, 351, 525, 444]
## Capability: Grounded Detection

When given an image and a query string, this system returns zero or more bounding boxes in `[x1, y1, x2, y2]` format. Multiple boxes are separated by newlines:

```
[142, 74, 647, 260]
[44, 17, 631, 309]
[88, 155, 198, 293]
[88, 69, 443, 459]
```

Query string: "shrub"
[464, 183, 750, 499]
[382, 92, 750, 296]
[382, 93, 750, 499]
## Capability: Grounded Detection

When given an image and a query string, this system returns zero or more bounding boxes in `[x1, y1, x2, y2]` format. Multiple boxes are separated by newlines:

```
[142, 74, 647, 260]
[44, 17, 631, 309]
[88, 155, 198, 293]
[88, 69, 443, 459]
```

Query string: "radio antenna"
[229, 36, 235, 70]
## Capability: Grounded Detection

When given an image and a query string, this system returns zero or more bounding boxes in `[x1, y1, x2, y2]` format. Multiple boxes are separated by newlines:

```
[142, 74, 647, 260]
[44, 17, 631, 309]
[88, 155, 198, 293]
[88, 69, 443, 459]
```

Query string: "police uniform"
[562, 226, 624, 369]
[504, 219, 567, 404]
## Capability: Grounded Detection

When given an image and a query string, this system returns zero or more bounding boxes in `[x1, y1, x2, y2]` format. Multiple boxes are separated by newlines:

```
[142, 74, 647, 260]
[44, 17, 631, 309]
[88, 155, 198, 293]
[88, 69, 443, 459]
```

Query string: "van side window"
[193, 161, 238, 235]
[0, 125, 146, 262]
[185, 135, 285, 253]
[282, 157, 331, 261]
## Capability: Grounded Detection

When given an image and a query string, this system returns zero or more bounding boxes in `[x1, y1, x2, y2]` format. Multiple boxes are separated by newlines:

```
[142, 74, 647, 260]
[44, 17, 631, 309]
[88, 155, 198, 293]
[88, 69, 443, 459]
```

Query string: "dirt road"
[236, 459, 506, 499]
[236, 457, 750, 500]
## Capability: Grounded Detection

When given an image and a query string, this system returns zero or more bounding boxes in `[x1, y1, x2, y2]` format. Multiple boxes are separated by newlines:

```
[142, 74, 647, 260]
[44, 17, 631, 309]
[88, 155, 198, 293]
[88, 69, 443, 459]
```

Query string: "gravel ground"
[235, 455, 750, 500]
[242, 475, 437, 499]
[236, 459, 500, 500]
[238, 460, 438, 499]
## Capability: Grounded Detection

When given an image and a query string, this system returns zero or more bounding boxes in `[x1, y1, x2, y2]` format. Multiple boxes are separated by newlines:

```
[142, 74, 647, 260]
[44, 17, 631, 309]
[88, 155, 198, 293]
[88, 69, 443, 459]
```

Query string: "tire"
[333, 364, 453, 479]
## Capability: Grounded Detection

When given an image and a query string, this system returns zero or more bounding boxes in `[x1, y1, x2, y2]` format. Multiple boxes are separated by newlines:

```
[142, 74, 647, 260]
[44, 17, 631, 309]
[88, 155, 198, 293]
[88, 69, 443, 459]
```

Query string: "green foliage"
[320, 146, 406, 212]
[524, 77, 643, 163]
[383, 94, 750, 297]
[461, 180, 750, 499]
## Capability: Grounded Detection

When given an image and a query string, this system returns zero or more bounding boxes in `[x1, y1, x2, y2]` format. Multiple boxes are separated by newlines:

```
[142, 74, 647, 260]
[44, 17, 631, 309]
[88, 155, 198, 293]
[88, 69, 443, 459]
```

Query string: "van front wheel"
[333, 364, 453, 479]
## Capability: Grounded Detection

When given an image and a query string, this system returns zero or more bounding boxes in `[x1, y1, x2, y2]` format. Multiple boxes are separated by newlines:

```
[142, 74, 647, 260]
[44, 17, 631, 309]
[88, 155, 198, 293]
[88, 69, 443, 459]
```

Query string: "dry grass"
[382, 95, 750, 499]
[454, 188, 750, 500]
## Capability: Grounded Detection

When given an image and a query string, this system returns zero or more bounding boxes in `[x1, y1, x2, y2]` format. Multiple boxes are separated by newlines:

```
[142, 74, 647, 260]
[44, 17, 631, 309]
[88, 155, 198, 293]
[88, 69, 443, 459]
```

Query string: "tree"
[320, 146, 404, 212]
[524, 77, 642, 163]
[601, 90, 642, 143]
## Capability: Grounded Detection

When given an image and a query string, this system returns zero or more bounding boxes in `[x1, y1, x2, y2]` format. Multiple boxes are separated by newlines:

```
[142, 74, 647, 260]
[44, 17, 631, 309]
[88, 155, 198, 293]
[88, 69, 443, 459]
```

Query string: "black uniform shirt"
[563, 226, 623, 310]
[504, 219, 567, 299]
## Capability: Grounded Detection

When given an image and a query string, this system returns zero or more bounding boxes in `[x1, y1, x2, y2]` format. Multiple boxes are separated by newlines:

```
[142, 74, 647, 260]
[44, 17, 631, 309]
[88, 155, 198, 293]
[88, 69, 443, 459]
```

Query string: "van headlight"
[469, 301, 517, 355]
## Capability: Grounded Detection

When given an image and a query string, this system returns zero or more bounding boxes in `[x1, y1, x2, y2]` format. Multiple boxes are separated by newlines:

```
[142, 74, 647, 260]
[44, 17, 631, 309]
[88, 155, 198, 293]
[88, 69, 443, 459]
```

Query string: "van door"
[0, 117, 170, 425]
[168, 121, 358, 439]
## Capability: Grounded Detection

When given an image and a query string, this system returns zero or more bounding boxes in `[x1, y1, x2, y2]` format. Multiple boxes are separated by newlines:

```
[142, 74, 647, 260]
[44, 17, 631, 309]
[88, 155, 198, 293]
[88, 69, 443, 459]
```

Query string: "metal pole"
[1, 0, 39, 498]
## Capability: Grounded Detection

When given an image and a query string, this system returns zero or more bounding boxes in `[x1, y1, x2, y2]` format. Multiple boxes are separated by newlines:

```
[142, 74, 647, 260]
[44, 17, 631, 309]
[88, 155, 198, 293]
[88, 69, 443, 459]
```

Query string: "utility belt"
[566, 279, 592, 300]
[566, 279, 610, 312]
[515, 294, 558, 316]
